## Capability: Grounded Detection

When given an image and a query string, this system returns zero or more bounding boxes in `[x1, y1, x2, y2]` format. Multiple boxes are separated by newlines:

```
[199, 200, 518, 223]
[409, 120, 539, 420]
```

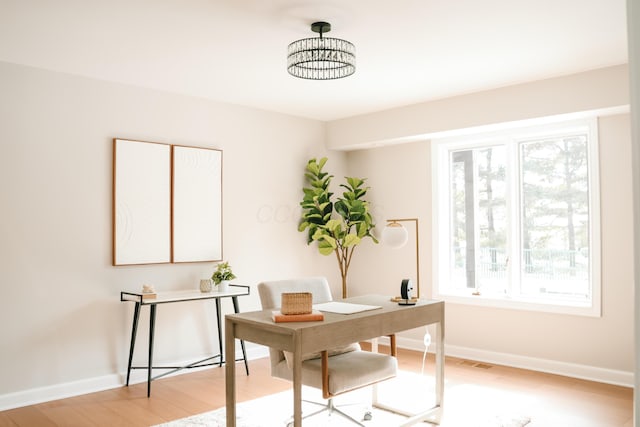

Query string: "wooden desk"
[225, 295, 444, 427]
[121, 285, 250, 397]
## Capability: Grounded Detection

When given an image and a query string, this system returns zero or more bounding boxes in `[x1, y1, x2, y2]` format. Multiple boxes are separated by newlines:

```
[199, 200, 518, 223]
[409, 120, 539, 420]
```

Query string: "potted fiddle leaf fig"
[298, 157, 377, 298]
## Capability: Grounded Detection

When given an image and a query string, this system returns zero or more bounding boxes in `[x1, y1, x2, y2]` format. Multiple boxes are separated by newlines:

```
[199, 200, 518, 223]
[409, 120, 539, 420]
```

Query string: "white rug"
[153, 372, 531, 427]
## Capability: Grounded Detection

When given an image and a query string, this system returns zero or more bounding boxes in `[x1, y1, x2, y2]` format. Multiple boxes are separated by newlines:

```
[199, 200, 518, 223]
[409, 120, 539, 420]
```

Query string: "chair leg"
[301, 399, 329, 419]
[284, 399, 329, 427]
[285, 396, 370, 426]
[327, 398, 368, 426]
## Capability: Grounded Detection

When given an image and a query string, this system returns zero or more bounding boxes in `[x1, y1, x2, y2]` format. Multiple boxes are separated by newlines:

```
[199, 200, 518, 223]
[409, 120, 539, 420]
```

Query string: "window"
[432, 120, 601, 316]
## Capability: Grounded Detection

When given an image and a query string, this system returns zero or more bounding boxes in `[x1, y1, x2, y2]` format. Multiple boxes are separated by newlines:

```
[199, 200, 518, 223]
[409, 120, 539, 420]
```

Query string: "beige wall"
[345, 115, 634, 384]
[0, 61, 346, 407]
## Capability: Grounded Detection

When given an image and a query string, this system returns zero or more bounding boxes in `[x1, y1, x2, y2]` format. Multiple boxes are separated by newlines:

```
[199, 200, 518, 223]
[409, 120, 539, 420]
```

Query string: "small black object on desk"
[399, 279, 417, 305]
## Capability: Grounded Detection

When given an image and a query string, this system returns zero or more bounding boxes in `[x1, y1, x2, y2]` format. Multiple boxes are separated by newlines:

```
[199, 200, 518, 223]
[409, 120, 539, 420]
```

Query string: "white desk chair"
[258, 277, 398, 426]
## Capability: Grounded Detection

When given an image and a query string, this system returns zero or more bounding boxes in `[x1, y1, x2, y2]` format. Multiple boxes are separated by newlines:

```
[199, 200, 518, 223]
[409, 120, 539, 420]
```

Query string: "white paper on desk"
[313, 301, 382, 314]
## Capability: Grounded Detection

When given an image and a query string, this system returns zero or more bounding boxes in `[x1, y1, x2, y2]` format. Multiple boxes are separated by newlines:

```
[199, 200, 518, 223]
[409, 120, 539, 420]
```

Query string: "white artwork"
[113, 139, 171, 265]
[113, 139, 222, 265]
[172, 146, 222, 263]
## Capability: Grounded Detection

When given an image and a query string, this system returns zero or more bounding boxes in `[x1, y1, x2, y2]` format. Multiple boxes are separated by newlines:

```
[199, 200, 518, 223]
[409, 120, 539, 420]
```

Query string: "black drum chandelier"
[287, 21, 356, 80]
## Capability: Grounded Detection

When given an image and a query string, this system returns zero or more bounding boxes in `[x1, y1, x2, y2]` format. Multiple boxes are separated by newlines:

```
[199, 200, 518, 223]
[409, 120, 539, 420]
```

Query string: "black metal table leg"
[120, 287, 251, 397]
[125, 302, 141, 386]
[232, 296, 249, 375]
[148, 304, 157, 398]
[215, 298, 223, 367]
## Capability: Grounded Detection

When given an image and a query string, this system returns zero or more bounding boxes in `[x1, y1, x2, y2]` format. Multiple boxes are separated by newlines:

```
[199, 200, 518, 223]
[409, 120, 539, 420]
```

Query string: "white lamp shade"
[381, 223, 409, 249]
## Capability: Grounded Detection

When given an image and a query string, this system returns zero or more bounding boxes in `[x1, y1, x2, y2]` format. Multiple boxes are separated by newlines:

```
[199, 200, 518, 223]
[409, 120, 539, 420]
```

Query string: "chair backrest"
[258, 276, 333, 310]
[257, 277, 334, 374]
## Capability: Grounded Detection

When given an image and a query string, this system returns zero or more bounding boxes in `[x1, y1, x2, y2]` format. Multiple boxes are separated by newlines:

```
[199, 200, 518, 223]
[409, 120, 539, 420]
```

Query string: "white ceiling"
[0, 0, 628, 121]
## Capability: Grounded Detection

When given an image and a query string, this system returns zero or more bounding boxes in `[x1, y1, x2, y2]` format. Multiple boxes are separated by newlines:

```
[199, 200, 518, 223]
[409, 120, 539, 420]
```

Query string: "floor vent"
[474, 363, 493, 369]
[459, 360, 493, 369]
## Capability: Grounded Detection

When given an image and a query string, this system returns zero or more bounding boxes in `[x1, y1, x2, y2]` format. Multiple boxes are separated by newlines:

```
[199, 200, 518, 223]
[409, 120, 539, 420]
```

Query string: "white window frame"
[432, 119, 601, 317]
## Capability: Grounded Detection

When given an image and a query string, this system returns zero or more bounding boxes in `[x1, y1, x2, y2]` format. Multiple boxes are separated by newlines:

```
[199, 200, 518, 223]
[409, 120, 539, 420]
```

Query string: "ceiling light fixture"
[287, 21, 355, 80]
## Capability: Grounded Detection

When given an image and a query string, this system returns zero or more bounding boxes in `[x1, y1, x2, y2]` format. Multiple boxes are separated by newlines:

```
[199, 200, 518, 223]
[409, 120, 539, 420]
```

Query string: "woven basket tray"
[281, 292, 312, 315]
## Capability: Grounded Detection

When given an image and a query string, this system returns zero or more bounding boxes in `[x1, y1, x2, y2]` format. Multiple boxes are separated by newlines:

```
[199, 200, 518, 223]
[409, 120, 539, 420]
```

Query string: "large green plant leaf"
[299, 157, 377, 266]
[343, 234, 361, 247]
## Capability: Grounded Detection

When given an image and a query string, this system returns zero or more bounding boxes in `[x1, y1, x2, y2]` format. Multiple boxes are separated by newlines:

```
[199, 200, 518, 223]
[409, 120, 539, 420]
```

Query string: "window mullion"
[507, 140, 521, 298]
[472, 150, 481, 294]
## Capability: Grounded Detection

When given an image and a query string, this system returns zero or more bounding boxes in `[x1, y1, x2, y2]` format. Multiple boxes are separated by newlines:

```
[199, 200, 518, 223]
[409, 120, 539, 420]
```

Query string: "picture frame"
[112, 139, 223, 265]
[172, 145, 222, 263]
[113, 139, 171, 265]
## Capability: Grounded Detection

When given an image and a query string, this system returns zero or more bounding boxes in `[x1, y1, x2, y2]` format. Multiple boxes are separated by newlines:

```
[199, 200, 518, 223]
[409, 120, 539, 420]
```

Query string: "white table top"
[120, 285, 250, 305]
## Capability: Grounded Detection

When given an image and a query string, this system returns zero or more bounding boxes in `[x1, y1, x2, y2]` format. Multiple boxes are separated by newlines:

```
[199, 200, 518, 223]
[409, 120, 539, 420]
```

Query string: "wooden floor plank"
[2, 407, 57, 427]
[0, 412, 18, 427]
[36, 405, 99, 427]
[73, 402, 133, 427]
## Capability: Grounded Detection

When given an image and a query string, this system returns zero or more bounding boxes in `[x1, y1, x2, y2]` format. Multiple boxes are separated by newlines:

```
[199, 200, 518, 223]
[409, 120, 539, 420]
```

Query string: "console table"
[121, 285, 250, 397]
[225, 295, 444, 427]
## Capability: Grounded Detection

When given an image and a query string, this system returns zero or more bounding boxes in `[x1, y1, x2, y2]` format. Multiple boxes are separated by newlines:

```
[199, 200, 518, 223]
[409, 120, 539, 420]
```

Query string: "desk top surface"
[226, 294, 443, 330]
[225, 294, 443, 353]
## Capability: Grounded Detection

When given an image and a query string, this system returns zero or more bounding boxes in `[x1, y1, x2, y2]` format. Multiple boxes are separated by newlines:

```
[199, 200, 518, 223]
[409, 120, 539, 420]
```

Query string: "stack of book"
[271, 310, 324, 323]
[141, 284, 157, 300]
[272, 292, 324, 323]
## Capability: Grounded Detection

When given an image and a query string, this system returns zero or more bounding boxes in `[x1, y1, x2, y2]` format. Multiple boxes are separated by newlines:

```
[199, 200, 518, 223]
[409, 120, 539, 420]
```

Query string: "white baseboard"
[0, 373, 123, 412]
[379, 336, 634, 388]
[0, 345, 269, 412]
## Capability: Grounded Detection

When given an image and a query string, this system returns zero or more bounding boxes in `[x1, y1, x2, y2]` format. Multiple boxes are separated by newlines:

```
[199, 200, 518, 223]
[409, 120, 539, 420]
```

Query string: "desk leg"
[225, 318, 236, 427]
[215, 298, 223, 367]
[231, 296, 249, 375]
[125, 302, 141, 386]
[371, 337, 380, 405]
[292, 341, 302, 427]
[435, 321, 444, 411]
[147, 304, 157, 398]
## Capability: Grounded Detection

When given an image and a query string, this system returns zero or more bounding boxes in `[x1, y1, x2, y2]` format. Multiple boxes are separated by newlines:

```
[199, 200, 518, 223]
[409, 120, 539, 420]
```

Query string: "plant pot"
[200, 279, 213, 293]
[218, 280, 230, 292]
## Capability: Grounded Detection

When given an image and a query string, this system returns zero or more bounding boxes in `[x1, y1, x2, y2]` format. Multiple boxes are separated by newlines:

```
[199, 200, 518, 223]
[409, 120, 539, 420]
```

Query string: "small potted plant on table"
[212, 261, 236, 292]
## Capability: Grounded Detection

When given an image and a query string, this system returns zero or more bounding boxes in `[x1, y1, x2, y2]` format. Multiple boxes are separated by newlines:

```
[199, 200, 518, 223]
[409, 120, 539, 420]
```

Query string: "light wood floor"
[0, 347, 632, 426]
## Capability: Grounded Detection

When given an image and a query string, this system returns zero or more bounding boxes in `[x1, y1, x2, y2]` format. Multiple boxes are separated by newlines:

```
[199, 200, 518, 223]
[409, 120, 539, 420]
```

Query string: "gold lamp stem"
[386, 218, 420, 298]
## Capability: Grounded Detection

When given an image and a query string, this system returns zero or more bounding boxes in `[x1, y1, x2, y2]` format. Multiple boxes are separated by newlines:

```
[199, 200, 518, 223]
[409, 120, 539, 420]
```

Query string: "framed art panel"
[113, 139, 171, 265]
[172, 145, 222, 263]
